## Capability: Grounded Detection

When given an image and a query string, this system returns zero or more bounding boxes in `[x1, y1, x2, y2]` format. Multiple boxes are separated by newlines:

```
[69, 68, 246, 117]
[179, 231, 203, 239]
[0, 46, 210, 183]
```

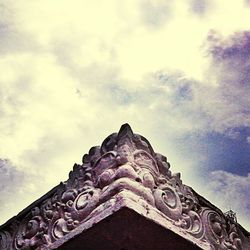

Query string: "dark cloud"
[203, 30, 250, 132]
[208, 31, 250, 66]
[209, 29, 250, 87]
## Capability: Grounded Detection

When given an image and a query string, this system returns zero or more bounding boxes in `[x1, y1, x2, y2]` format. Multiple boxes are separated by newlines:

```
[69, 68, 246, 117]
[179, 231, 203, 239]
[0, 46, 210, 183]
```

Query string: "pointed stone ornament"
[117, 123, 134, 138]
[0, 124, 249, 250]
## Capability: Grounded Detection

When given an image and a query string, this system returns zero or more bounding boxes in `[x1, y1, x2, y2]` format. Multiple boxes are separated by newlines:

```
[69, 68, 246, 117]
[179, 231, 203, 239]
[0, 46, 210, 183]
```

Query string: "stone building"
[0, 124, 249, 249]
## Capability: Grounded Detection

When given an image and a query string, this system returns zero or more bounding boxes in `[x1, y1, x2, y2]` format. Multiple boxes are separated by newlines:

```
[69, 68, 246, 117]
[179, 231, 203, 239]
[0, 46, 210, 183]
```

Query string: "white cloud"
[247, 136, 250, 144]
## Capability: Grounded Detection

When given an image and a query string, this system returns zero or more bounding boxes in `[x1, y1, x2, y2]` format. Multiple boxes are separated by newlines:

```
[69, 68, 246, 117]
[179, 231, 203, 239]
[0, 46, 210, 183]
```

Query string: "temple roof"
[0, 124, 249, 250]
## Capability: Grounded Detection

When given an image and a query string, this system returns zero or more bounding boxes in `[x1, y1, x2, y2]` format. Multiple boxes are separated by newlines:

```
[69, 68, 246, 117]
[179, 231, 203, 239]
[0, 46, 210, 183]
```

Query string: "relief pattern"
[0, 124, 247, 250]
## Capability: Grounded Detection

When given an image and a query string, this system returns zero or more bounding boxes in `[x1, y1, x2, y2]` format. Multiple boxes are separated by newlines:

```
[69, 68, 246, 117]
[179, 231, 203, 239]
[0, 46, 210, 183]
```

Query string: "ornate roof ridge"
[0, 124, 249, 250]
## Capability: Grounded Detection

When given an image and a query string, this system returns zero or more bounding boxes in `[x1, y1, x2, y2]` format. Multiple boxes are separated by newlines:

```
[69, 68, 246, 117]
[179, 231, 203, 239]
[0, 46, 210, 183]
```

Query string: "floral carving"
[14, 211, 48, 249]
[0, 124, 248, 250]
[200, 208, 243, 250]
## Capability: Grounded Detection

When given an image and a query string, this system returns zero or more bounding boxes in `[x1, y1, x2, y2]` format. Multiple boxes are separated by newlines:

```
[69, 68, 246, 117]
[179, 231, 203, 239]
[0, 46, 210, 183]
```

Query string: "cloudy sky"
[0, 0, 250, 230]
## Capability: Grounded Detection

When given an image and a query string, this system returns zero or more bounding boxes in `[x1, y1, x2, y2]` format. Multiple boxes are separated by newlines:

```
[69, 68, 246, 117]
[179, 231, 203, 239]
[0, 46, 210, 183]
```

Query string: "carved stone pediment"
[0, 124, 249, 250]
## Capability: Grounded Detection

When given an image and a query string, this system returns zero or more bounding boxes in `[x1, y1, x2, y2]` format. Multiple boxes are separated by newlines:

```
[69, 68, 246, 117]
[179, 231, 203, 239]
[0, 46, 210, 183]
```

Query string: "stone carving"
[0, 231, 12, 250]
[0, 124, 249, 250]
[200, 208, 243, 250]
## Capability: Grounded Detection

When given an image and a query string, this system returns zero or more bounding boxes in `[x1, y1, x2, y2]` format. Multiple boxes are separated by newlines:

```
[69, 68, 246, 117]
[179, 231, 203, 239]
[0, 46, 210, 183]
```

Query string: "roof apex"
[0, 125, 249, 250]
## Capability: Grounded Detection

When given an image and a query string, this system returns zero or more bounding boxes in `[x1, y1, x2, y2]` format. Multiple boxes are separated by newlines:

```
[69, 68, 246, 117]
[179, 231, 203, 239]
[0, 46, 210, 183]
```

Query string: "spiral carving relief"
[200, 208, 243, 250]
[154, 185, 182, 220]
[0, 124, 248, 250]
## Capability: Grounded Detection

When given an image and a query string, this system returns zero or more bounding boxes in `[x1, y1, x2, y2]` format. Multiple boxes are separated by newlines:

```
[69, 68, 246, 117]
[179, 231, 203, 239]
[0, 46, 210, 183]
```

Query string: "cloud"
[0, 50, 247, 192]
[245, 0, 250, 7]
[208, 30, 250, 72]
[0, 1, 39, 55]
[247, 136, 250, 144]
[0, 159, 46, 223]
[139, 0, 174, 28]
[202, 170, 250, 230]
[189, 0, 211, 16]
[0, 159, 24, 196]
[198, 30, 250, 133]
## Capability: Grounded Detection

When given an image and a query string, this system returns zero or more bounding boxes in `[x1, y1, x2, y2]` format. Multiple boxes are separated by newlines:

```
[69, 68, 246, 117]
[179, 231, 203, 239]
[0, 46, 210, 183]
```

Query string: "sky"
[0, 0, 249, 230]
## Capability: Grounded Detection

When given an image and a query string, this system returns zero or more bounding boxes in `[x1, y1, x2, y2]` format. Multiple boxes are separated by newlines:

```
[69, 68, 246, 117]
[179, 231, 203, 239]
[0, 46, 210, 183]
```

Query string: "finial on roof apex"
[0, 125, 248, 250]
[118, 123, 134, 138]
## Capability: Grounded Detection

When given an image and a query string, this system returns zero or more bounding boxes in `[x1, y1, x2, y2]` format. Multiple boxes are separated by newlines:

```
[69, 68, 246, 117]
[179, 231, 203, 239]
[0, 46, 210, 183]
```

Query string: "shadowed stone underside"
[0, 124, 249, 250]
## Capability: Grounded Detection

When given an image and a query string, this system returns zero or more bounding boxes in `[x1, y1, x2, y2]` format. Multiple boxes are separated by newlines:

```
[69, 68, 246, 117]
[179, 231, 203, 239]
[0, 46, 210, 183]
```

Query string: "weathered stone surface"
[0, 124, 249, 250]
[52, 208, 203, 250]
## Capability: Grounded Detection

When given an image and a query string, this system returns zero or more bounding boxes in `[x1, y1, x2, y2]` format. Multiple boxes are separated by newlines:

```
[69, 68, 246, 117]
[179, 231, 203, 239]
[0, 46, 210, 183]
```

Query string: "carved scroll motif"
[200, 208, 242, 250]
[0, 231, 12, 250]
[0, 124, 247, 250]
